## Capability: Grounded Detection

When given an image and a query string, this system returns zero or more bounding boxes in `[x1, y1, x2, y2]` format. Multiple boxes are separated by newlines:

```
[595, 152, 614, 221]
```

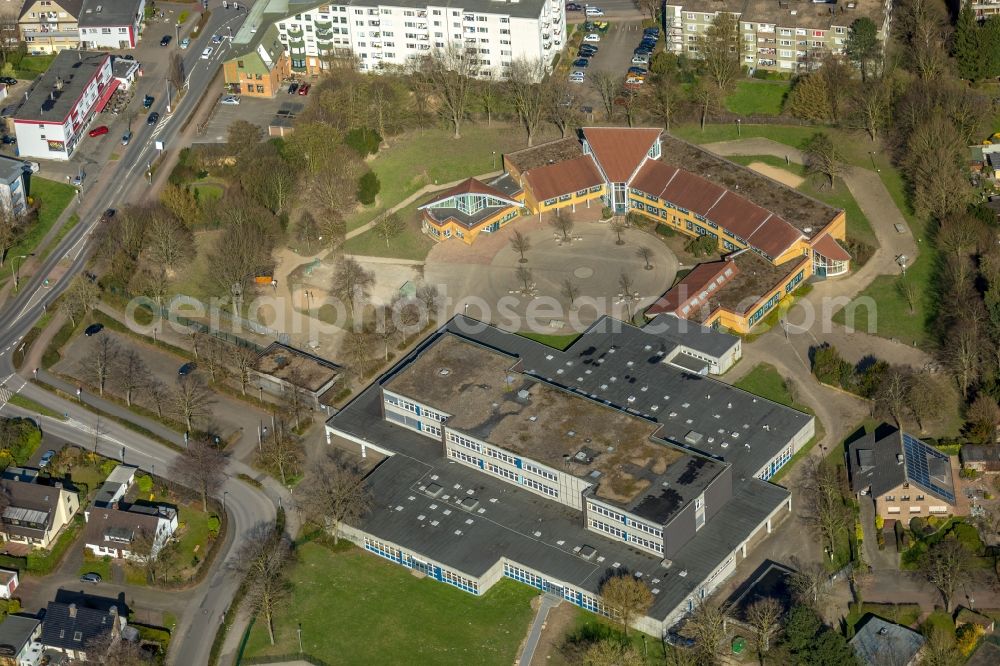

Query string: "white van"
[585, 6, 605, 16]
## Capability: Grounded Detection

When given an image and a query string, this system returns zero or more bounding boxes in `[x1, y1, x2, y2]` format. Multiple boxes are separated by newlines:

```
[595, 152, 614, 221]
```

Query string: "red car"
[297, 84, 310, 96]
[88, 126, 109, 137]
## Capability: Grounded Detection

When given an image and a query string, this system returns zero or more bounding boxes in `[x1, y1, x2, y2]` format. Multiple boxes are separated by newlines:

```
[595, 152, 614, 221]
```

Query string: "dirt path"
[746, 161, 804, 188]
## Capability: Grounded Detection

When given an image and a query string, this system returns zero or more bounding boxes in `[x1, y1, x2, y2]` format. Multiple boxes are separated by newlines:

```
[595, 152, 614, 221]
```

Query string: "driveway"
[859, 494, 899, 571]
[423, 215, 678, 334]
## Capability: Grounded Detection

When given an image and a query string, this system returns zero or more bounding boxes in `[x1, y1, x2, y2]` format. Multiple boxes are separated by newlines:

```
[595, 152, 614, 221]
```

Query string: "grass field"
[517, 331, 581, 350]
[244, 541, 537, 664]
[724, 81, 790, 117]
[345, 125, 559, 232]
[11, 54, 56, 80]
[11, 177, 76, 259]
[342, 202, 435, 261]
[725, 155, 877, 249]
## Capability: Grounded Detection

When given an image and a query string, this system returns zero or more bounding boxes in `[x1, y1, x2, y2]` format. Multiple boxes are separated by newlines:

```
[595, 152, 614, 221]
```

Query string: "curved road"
[0, 3, 281, 665]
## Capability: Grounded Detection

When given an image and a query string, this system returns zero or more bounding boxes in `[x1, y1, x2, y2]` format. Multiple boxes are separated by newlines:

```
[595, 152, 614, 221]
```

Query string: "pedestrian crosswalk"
[0, 384, 11, 406]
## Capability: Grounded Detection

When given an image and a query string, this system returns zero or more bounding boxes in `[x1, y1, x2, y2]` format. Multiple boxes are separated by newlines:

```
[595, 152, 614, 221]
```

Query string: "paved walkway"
[519, 593, 562, 666]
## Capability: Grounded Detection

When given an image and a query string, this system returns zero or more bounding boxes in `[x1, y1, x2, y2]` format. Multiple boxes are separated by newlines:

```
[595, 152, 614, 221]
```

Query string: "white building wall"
[585, 499, 665, 557]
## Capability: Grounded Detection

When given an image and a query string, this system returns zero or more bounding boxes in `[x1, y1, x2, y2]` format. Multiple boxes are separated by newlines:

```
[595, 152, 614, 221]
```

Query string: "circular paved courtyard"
[423, 217, 678, 334]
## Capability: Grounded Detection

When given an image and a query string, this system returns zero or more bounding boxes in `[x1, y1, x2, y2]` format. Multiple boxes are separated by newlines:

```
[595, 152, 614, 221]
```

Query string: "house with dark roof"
[325, 313, 814, 636]
[82, 503, 178, 562]
[848, 424, 962, 520]
[0, 476, 79, 550]
[0, 614, 42, 666]
[417, 176, 525, 244]
[849, 615, 925, 666]
[39, 602, 125, 661]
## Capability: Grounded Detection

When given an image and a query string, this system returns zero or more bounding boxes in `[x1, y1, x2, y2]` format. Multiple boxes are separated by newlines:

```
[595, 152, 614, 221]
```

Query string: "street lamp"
[223, 491, 229, 513]
[297, 623, 303, 653]
[736, 118, 741, 137]
[492, 150, 496, 169]
[868, 150, 879, 173]
[11, 253, 32, 292]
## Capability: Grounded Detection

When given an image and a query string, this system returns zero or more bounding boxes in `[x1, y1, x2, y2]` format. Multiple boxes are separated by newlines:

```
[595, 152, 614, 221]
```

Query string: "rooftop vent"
[678, 569, 688, 577]
[517, 389, 530, 400]
[458, 496, 479, 511]
[896, 453, 904, 464]
[579, 545, 597, 560]
[437, 367, 450, 376]
[425, 483, 443, 498]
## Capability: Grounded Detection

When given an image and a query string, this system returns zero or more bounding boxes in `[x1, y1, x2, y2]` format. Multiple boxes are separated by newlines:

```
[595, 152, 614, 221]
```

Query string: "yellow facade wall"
[702, 257, 811, 334]
[422, 206, 521, 245]
[524, 187, 605, 214]
[224, 54, 290, 98]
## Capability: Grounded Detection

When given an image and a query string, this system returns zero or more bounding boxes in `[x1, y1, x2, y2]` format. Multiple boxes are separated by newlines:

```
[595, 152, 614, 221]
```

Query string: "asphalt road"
[0, 3, 284, 666]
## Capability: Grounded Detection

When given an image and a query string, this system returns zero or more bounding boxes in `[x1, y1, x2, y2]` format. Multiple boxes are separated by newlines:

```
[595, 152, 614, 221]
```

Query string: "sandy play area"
[747, 161, 805, 188]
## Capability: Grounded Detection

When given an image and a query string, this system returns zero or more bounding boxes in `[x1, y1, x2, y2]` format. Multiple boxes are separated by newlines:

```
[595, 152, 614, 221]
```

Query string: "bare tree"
[584, 639, 644, 666]
[600, 575, 653, 637]
[169, 437, 226, 510]
[144, 211, 194, 273]
[691, 79, 722, 131]
[84, 631, 151, 665]
[342, 329, 375, 380]
[920, 534, 972, 611]
[645, 75, 682, 131]
[905, 371, 950, 431]
[257, 420, 302, 485]
[506, 58, 548, 147]
[896, 276, 918, 315]
[618, 272, 637, 320]
[374, 305, 399, 360]
[61, 275, 100, 327]
[113, 348, 147, 407]
[416, 284, 443, 322]
[332, 258, 376, 315]
[515, 265, 533, 293]
[801, 460, 849, 556]
[171, 374, 215, 432]
[609, 219, 626, 245]
[0, 205, 23, 266]
[168, 52, 185, 92]
[874, 367, 908, 426]
[802, 132, 844, 190]
[560, 278, 580, 311]
[591, 71, 620, 121]
[147, 379, 169, 419]
[373, 210, 405, 248]
[282, 372, 312, 431]
[544, 76, 580, 138]
[232, 522, 291, 646]
[687, 600, 728, 665]
[850, 77, 892, 142]
[477, 76, 503, 126]
[510, 229, 531, 263]
[636, 246, 653, 270]
[228, 344, 259, 397]
[788, 557, 831, 609]
[698, 12, 741, 94]
[947, 326, 981, 399]
[745, 597, 783, 660]
[420, 45, 476, 139]
[80, 336, 119, 397]
[296, 449, 372, 543]
[550, 210, 574, 241]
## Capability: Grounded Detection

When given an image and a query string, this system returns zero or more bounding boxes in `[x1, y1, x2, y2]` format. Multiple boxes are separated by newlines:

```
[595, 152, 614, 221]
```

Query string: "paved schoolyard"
[423, 213, 678, 334]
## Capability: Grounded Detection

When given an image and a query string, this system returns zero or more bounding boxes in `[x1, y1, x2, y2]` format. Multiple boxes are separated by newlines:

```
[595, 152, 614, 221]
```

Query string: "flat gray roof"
[643, 313, 740, 360]
[0, 156, 25, 185]
[0, 615, 40, 653]
[78, 0, 143, 27]
[16, 50, 109, 123]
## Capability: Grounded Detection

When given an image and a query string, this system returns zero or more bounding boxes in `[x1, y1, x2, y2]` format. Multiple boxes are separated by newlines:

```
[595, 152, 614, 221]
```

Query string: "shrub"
[812, 344, 853, 388]
[686, 233, 717, 257]
[99, 459, 119, 477]
[136, 474, 154, 494]
[0, 418, 42, 466]
[601, 206, 613, 219]
[207, 515, 221, 537]
[909, 516, 927, 534]
[178, 10, 189, 24]
[956, 623, 984, 656]
[344, 127, 383, 157]
[655, 223, 676, 237]
[357, 171, 380, 205]
[875, 515, 884, 530]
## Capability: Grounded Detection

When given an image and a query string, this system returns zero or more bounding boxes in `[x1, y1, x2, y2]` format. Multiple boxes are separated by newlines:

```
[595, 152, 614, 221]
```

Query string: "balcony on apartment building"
[23, 28, 78, 38]
[314, 20, 332, 30]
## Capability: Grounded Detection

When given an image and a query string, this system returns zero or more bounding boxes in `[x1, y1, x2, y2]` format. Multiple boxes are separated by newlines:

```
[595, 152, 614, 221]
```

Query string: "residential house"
[0, 476, 79, 550]
[39, 602, 124, 662]
[12, 50, 116, 161]
[0, 568, 18, 599]
[91, 465, 136, 508]
[418, 176, 524, 244]
[253, 342, 343, 409]
[77, 0, 144, 49]
[82, 504, 177, 561]
[223, 22, 291, 98]
[18, 0, 82, 54]
[848, 424, 962, 520]
[0, 155, 27, 218]
[849, 615, 925, 666]
[664, 0, 893, 73]
[0, 614, 42, 666]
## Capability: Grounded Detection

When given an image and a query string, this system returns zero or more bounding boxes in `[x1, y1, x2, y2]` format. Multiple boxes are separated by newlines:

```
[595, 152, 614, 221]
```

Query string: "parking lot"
[567, 20, 652, 111]
[200, 93, 305, 142]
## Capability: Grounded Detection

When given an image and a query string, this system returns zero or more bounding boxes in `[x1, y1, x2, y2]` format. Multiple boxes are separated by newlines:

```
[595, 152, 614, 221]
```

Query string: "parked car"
[80, 573, 102, 584]
[585, 6, 604, 16]
[565, 2, 583, 10]
[577, 50, 594, 59]
[221, 95, 241, 105]
[634, 46, 652, 55]
[583, 33, 601, 42]
[201, 47, 214, 59]
[100, 209, 116, 223]
[628, 67, 648, 75]
[121, 131, 133, 146]
[211, 34, 224, 44]
[578, 46, 598, 56]
[84, 323, 104, 337]
[70, 174, 83, 187]
[143, 95, 154, 109]
[644, 28, 660, 37]
[631, 55, 650, 65]
[39, 450, 56, 468]
[0, 77, 16, 86]
[569, 71, 585, 83]
[146, 112, 160, 126]
[298, 83, 310, 95]
[572, 58, 590, 68]
[287, 82, 299, 94]
[160, 35, 172, 47]
[88, 126, 109, 137]
[180, 37, 190, 49]
[178, 362, 197, 376]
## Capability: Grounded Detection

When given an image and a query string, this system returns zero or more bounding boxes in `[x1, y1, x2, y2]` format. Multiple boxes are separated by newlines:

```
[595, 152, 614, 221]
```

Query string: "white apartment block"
[273, 0, 565, 78]
[665, 0, 892, 73]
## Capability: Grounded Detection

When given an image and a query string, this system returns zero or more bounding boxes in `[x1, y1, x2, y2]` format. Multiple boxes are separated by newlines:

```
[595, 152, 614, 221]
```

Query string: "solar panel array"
[902, 433, 955, 503]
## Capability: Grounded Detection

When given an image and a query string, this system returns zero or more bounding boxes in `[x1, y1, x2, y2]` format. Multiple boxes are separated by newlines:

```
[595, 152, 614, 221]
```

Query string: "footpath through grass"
[243, 541, 537, 665]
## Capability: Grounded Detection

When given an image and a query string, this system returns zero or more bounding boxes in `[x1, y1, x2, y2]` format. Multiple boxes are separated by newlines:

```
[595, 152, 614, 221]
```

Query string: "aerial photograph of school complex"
[0, 0, 998, 664]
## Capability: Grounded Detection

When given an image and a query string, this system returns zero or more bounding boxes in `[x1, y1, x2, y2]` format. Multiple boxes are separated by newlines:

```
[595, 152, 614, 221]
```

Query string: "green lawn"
[79, 552, 113, 581]
[342, 202, 435, 261]
[40, 214, 81, 260]
[517, 332, 581, 350]
[12, 177, 76, 259]
[10, 54, 56, 80]
[345, 125, 558, 232]
[724, 81, 790, 117]
[243, 541, 537, 664]
[725, 155, 877, 249]
[174, 505, 213, 572]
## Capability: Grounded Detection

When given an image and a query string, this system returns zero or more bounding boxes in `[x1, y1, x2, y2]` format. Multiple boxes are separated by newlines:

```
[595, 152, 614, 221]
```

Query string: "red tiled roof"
[422, 177, 514, 207]
[812, 233, 851, 262]
[631, 160, 804, 259]
[582, 127, 662, 182]
[646, 260, 737, 316]
[522, 156, 604, 202]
